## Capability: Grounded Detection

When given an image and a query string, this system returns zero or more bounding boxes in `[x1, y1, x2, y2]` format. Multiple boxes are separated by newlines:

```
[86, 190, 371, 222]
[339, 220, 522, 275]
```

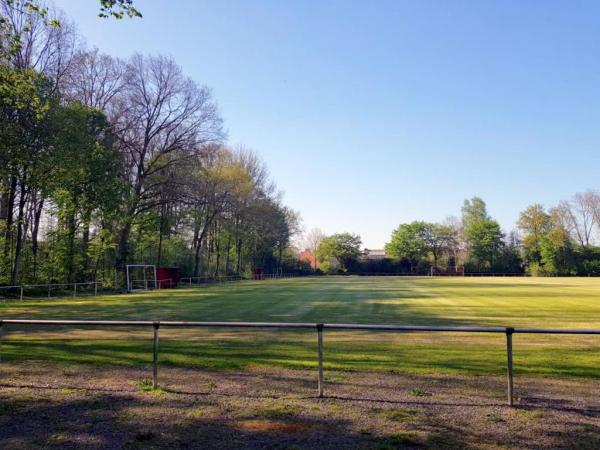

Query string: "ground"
[1, 276, 599, 448]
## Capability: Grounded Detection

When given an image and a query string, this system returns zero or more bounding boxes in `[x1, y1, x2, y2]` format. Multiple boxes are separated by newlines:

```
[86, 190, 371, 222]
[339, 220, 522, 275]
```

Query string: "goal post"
[126, 265, 157, 292]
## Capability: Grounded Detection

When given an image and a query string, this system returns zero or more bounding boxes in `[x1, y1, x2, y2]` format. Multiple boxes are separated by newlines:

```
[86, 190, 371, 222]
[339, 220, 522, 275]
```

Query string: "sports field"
[1, 276, 600, 377]
[2, 276, 600, 449]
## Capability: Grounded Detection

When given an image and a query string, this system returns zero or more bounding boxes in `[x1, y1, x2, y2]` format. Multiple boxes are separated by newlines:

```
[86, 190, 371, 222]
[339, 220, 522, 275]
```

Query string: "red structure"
[252, 268, 263, 280]
[156, 267, 181, 288]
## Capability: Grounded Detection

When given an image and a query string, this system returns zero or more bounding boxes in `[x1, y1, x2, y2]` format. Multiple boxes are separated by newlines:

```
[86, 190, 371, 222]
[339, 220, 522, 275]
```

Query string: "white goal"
[126, 265, 157, 292]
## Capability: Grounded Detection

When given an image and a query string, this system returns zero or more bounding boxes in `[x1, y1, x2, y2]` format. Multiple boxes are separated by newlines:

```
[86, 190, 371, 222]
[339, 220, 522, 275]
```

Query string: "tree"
[48, 102, 121, 282]
[317, 233, 362, 271]
[63, 48, 126, 112]
[112, 53, 223, 274]
[303, 228, 325, 270]
[517, 204, 550, 265]
[559, 192, 596, 249]
[385, 221, 458, 271]
[465, 219, 504, 271]
[461, 196, 488, 228]
[461, 197, 506, 272]
[0, 64, 58, 284]
[385, 221, 430, 272]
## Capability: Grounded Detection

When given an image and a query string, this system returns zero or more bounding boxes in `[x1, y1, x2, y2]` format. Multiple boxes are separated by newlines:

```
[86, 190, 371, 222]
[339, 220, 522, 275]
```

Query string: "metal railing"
[0, 320, 598, 406]
[0, 282, 105, 301]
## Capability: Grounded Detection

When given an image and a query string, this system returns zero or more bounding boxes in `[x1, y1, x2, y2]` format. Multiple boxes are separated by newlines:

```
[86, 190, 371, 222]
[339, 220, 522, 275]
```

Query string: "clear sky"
[54, 0, 600, 248]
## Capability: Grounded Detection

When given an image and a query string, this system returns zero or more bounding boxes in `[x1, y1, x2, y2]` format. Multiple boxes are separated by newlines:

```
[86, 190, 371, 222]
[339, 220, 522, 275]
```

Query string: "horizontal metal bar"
[0, 320, 599, 335]
[0, 320, 156, 326]
[514, 327, 600, 335]
[323, 324, 508, 332]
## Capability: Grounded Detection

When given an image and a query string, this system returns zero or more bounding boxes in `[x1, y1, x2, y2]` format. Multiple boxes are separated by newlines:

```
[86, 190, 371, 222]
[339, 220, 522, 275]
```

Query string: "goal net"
[126, 265, 157, 292]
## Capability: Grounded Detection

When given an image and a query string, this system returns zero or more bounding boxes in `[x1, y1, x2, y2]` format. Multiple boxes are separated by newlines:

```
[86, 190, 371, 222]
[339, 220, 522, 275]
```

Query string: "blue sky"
[54, 0, 600, 248]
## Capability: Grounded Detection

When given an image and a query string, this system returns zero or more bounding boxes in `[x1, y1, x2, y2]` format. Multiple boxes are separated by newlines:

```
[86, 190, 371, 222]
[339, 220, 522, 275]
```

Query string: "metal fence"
[0, 273, 305, 302]
[0, 319, 598, 406]
[0, 282, 106, 301]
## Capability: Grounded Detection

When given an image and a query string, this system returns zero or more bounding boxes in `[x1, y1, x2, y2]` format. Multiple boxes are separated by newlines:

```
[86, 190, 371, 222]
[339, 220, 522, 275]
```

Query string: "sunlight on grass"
[1, 276, 600, 377]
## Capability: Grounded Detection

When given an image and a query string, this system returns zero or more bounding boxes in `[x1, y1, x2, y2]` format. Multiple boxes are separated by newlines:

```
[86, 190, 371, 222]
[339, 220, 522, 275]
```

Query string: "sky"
[53, 0, 600, 248]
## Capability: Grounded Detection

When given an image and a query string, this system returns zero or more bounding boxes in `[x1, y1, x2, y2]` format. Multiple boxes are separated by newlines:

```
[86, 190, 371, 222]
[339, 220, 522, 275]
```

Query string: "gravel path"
[0, 362, 599, 449]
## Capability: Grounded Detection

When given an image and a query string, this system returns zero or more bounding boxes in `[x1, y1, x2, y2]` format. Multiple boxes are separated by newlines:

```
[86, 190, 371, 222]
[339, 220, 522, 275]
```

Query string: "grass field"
[1, 276, 600, 377]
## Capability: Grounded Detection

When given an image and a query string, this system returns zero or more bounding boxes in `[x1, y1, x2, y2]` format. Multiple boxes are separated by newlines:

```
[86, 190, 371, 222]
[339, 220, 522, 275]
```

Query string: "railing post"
[153, 321, 160, 389]
[0, 320, 3, 363]
[317, 323, 324, 398]
[73, 283, 77, 298]
[94, 282, 98, 296]
[20, 286, 23, 301]
[506, 327, 514, 407]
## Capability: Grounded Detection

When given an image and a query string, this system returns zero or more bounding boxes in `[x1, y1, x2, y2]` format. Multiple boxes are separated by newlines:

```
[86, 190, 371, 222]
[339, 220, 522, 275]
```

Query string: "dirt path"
[0, 363, 598, 449]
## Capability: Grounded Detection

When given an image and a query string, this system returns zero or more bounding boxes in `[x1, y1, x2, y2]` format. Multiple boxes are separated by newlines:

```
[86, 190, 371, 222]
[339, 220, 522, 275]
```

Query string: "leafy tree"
[385, 221, 430, 272]
[0, 64, 57, 284]
[317, 233, 362, 271]
[464, 218, 504, 271]
[461, 196, 489, 228]
[517, 204, 550, 266]
[48, 102, 122, 282]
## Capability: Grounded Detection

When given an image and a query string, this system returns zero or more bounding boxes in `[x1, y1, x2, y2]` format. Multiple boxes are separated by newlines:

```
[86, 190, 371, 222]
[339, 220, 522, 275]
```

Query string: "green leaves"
[98, 0, 142, 19]
[317, 233, 362, 271]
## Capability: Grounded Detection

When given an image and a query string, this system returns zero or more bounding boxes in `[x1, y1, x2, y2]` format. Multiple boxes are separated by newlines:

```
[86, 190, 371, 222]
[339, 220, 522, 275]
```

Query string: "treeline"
[309, 193, 600, 277]
[0, 1, 301, 287]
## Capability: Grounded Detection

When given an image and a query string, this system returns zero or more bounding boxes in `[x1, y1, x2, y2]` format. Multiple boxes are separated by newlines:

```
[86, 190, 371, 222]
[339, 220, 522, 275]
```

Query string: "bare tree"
[63, 48, 126, 113]
[303, 228, 325, 270]
[559, 191, 597, 248]
[1, 1, 77, 89]
[113, 53, 224, 271]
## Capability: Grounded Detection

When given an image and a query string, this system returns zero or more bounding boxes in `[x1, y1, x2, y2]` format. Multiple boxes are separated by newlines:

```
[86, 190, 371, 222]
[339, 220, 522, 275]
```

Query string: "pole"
[506, 327, 514, 407]
[317, 323, 324, 398]
[153, 322, 160, 389]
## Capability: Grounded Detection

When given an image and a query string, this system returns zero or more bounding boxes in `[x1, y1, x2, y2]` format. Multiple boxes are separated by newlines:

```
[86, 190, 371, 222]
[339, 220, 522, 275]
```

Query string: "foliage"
[317, 233, 362, 272]
[0, 3, 301, 286]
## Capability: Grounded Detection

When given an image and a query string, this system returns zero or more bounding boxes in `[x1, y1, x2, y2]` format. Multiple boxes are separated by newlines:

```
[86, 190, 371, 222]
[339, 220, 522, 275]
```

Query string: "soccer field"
[1, 276, 600, 377]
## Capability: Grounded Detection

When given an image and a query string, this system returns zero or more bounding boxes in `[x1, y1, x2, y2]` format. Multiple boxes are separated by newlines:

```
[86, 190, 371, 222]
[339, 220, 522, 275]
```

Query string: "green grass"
[1, 276, 600, 377]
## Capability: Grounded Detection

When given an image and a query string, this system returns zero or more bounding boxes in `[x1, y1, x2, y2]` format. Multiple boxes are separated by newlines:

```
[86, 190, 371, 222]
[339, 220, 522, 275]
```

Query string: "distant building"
[363, 249, 386, 261]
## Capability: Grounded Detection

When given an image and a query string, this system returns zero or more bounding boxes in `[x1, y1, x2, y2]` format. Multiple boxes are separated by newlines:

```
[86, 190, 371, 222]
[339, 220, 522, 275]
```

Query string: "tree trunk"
[224, 233, 232, 275]
[3, 175, 17, 260]
[10, 174, 28, 285]
[236, 238, 243, 274]
[157, 204, 165, 267]
[213, 222, 221, 278]
[66, 211, 77, 283]
[31, 197, 44, 279]
[116, 219, 133, 276]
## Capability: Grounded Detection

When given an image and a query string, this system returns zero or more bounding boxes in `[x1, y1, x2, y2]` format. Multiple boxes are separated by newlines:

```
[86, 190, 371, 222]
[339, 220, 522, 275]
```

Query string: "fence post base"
[317, 323, 324, 398]
[153, 322, 160, 389]
[506, 327, 514, 407]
